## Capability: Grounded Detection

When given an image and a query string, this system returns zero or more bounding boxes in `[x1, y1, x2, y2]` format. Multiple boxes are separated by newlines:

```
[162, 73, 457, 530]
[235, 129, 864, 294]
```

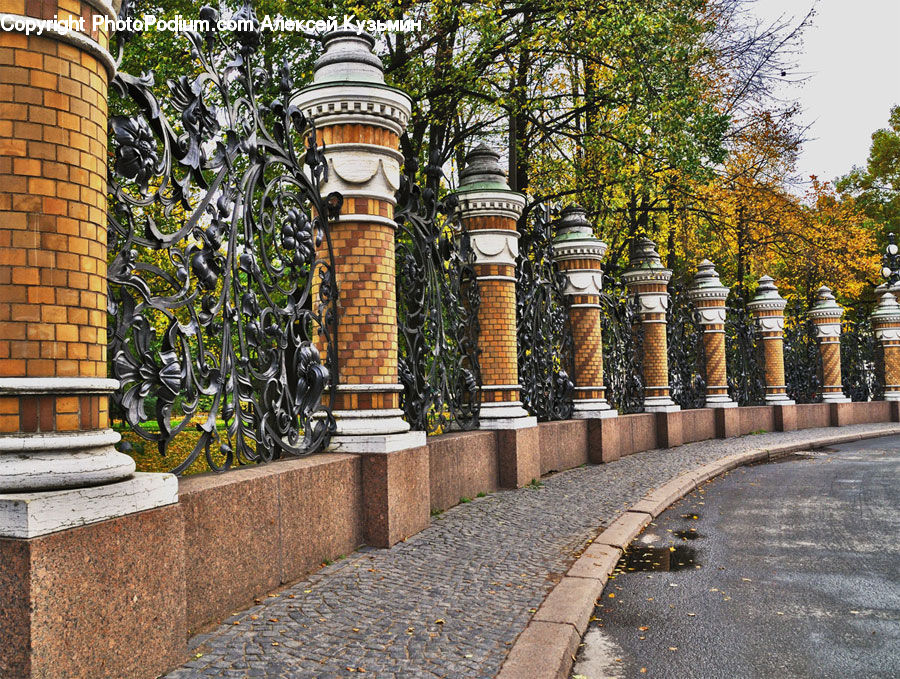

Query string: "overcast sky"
[749, 0, 900, 186]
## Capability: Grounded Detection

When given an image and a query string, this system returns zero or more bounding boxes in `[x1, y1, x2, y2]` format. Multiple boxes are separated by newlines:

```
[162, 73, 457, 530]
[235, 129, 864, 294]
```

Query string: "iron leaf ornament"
[107, 4, 341, 473]
[516, 205, 575, 421]
[395, 146, 482, 433]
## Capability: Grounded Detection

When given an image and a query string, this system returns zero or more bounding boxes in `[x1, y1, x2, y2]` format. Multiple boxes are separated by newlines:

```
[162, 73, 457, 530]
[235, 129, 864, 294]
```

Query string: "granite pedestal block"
[774, 403, 798, 432]
[715, 407, 740, 438]
[361, 445, 430, 547]
[0, 504, 186, 679]
[655, 411, 684, 448]
[497, 426, 540, 488]
[588, 416, 621, 463]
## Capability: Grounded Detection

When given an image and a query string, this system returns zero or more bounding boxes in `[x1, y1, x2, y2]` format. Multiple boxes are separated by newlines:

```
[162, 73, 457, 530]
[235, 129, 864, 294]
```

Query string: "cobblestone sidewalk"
[164, 423, 894, 679]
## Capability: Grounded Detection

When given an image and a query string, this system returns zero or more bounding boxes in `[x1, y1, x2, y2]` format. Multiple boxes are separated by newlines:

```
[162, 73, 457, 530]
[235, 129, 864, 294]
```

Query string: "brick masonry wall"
[462, 212, 520, 402]
[642, 319, 669, 396]
[820, 341, 841, 391]
[475, 270, 519, 389]
[885, 344, 900, 390]
[0, 0, 113, 434]
[312, 123, 401, 409]
[761, 336, 786, 394]
[570, 305, 603, 391]
[701, 326, 727, 395]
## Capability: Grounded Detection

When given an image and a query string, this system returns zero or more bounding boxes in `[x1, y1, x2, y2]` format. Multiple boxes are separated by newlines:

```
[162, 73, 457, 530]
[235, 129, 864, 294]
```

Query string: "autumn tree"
[837, 104, 900, 237]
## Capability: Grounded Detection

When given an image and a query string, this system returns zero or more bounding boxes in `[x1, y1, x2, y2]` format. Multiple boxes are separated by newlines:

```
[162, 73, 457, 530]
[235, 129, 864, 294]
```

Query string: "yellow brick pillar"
[551, 205, 614, 418]
[871, 291, 900, 401]
[748, 275, 794, 404]
[623, 238, 679, 412]
[294, 31, 424, 452]
[452, 145, 534, 429]
[687, 260, 736, 408]
[809, 286, 850, 403]
[0, 0, 177, 511]
[0, 8, 182, 676]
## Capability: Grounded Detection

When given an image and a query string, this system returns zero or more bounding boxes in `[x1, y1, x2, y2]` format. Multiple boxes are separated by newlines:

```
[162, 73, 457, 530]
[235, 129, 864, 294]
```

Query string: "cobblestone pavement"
[164, 423, 896, 679]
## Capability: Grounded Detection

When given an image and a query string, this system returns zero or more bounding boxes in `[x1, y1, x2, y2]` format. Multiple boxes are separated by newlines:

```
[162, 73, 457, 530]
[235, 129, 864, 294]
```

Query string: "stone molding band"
[0, 429, 120, 453]
[0, 13, 117, 76]
[0, 377, 120, 394]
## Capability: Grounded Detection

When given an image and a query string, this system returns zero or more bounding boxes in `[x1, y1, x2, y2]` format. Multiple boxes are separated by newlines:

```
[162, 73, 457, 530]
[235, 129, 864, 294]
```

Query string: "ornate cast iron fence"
[601, 286, 645, 414]
[841, 311, 881, 401]
[725, 294, 765, 406]
[107, 5, 341, 474]
[667, 277, 706, 409]
[784, 305, 821, 403]
[395, 151, 481, 433]
[516, 206, 575, 421]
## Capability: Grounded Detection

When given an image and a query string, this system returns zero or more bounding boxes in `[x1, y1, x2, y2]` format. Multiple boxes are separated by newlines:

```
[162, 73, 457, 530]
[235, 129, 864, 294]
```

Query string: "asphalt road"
[572, 436, 900, 679]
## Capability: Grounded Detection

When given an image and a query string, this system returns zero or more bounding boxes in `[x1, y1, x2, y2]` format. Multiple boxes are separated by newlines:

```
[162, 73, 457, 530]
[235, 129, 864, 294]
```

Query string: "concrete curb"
[495, 425, 900, 679]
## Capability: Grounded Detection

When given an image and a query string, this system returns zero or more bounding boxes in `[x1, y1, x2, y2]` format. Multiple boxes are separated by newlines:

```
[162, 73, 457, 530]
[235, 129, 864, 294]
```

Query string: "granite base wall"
[179, 454, 364, 633]
[0, 504, 185, 679]
[796, 403, 831, 430]
[834, 400, 892, 426]
[539, 420, 589, 475]
[680, 408, 717, 444]
[739, 406, 776, 435]
[618, 413, 659, 456]
[4, 399, 898, 679]
[428, 430, 499, 512]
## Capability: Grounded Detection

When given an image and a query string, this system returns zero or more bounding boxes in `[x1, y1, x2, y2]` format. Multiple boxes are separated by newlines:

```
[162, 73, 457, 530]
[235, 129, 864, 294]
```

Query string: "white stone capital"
[635, 292, 669, 315]
[560, 270, 604, 297]
[469, 229, 520, 267]
[813, 322, 842, 339]
[755, 315, 785, 333]
[695, 307, 727, 325]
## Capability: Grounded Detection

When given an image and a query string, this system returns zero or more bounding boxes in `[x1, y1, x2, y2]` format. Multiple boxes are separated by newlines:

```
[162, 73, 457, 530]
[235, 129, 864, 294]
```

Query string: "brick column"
[687, 260, 736, 408]
[809, 286, 850, 403]
[551, 205, 614, 418]
[294, 31, 423, 453]
[452, 144, 535, 430]
[0, 1, 175, 521]
[871, 292, 900, 401]
[748, 276, 794, 404]
[623, 238, 679, 412]
[0, 5, 183, 677]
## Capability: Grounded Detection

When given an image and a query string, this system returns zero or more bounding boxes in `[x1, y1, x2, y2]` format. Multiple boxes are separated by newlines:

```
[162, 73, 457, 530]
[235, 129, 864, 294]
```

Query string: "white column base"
[571, 399, 617, 419]
[765, 393, 795, 405]
[327, 408, 426, 453]
[643, 396, 680, 413]
[821, 392, 851, 403]
[328, 431, 426, 453]
[0, 430, 135, 493]
[704, 394, 738, 408]
[0, 472, 178, 539]
[478, 401, 537, 430]
[884, 391, 900, 402]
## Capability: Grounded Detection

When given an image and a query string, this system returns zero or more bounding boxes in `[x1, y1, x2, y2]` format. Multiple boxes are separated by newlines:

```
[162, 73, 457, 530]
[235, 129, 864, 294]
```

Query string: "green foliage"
[838, 105, 900, 236]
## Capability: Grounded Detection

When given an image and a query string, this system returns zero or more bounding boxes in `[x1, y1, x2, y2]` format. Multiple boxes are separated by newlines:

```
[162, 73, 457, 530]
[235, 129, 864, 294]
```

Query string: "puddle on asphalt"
[614, 545, 699, 573]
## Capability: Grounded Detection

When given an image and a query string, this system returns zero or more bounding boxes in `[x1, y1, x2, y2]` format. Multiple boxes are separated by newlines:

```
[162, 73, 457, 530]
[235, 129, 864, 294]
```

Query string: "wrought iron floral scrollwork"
[395, 149, 481, 433]
[784, 306, 820, 403]
[516, 206, 575, 421]
[725, 295, 765, 406]
[600, 286, 644, 414]
[841, 311, 881, 402]
[667, 277, 706, 410]
[107, 4, 341, 474]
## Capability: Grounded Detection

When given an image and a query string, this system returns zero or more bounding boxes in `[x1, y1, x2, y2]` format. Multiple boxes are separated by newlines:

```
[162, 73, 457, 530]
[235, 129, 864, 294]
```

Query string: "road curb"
[495, 425, 900, 679]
